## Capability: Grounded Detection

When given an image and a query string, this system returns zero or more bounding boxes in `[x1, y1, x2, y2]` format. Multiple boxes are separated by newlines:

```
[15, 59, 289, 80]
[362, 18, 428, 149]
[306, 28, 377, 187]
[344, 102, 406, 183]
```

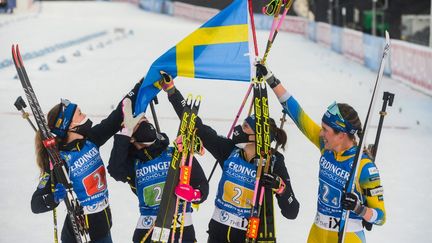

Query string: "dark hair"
[35, 104, 65, 175]
[270, 117, 287, 151]
[337, 103, 363, 142]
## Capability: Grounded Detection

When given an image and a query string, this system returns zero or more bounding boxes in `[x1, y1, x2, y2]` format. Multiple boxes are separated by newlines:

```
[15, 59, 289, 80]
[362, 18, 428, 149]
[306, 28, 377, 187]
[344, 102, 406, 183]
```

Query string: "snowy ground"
[1, 2, 431, 242]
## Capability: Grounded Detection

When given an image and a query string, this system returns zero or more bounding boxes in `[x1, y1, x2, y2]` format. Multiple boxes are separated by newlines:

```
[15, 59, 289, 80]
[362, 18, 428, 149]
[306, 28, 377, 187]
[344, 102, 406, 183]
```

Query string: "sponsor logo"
[368, 167, 379, 175]
[69, 147, 99, 171]
[319, 157, 350, 181]
[220, 210, 229, 222]
[142, 216, 154, 227]
[369, 187, 384, 196]
[136, 161, 170, 177]
[228, 162, 256, 177]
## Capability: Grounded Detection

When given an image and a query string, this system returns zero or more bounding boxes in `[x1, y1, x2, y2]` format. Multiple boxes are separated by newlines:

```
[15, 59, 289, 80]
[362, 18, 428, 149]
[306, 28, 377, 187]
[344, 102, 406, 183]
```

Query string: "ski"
[257, 188, 276, 243]
[246, 76, 271, 243]
[12, 44, 90, 243]
[337, 32, 391, 243]
[151, 95, 201, 243]
[171, 128, 203, 242]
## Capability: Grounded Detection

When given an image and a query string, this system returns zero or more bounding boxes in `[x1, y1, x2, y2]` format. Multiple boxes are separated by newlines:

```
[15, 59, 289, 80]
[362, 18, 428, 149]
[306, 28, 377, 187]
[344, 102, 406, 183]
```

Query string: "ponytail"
[34, 104, 63, 175]
[270, 117, 287, 151]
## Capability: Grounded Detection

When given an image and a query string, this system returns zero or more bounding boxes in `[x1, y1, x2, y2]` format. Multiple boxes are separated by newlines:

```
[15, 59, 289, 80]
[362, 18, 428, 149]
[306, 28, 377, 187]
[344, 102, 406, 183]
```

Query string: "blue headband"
[322, 102, 357, 135]
[51, 99, 77, 138]
[244, 114, 275, 142]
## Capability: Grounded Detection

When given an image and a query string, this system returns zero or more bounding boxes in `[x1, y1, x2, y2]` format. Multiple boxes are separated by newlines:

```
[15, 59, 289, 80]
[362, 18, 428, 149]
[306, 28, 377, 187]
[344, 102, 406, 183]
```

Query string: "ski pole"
[207, 83, 254, 182]
[150, 96, 161, 133]
[371, 91, 395, 158]
[275, 111, 288, 150]
[248, 0, 259, 56]
[262, 0, 294, 64]
[14, 96, 37, 131]
[208, 0, 262, 182]
[14, 96, 59, 243]
[362, 91, 394, 232]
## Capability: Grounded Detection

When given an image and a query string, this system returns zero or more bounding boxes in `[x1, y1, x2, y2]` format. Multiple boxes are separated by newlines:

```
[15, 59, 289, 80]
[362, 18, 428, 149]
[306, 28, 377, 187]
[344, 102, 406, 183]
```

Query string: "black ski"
[151, 95, 201, 243]
[246, 76, 272, 243]
[12, 44, 90, 243]
[257, 189, 276, 243]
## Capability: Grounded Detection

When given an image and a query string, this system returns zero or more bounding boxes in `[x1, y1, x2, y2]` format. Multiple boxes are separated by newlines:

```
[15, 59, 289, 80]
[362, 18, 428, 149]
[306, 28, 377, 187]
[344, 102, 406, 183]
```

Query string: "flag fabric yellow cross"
[135, 0, 253, 113]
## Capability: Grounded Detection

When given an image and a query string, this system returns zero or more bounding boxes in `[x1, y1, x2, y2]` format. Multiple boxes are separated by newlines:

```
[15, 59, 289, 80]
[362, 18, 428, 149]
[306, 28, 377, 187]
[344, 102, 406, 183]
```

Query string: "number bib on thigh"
[61, 141, 108, 213]
[215, 149, 256, 220]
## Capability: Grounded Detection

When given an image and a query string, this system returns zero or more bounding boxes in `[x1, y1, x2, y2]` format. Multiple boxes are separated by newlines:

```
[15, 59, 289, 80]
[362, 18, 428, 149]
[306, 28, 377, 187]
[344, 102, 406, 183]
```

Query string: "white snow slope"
[1, 2, 431, 242]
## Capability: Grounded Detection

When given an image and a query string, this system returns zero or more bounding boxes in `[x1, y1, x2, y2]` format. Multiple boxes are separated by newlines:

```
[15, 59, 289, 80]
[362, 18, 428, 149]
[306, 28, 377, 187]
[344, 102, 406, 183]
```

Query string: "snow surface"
[0, 2, 431, 242]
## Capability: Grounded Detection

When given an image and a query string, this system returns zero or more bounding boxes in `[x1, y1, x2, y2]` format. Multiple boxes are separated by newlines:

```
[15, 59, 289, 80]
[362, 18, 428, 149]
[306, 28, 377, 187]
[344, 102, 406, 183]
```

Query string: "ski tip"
[194, 95, 202, 106]
[385, 31, 390, 44]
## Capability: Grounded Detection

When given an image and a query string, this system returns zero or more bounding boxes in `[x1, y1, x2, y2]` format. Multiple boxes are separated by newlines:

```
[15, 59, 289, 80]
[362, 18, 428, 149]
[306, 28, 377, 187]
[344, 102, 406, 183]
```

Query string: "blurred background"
[3, 0, 430, 47]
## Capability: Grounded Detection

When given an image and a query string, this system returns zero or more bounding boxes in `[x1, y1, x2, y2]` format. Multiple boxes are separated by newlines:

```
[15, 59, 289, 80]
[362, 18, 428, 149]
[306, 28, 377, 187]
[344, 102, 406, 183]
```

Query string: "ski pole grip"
[14, 96, 26, 111]
[383, 92, 395, 106]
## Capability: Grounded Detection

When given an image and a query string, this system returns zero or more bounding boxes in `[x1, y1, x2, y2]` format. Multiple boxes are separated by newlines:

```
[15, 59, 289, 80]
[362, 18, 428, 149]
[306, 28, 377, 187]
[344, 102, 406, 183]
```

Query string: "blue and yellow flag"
[135, 0, 253, 113]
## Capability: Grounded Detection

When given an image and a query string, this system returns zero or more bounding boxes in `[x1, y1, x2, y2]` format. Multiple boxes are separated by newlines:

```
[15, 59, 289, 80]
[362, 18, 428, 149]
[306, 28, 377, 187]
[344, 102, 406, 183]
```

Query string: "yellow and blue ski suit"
[281, 95, 386, 243]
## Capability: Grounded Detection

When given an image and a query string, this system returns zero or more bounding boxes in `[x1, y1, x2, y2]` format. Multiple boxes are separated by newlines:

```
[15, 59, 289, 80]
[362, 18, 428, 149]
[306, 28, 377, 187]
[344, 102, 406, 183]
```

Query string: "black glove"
[341, 192, 366, 216]
[261, 173, 286, 195]
[255, 62, 280, 88]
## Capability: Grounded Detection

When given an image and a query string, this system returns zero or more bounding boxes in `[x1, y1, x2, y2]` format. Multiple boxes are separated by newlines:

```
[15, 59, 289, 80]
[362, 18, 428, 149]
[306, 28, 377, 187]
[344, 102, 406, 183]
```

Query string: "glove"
[54, 183, 67, 203]
[261, 173, 286, 195]
[121, 98, 144, 136]
[154, 71, 175, 95]
[341, 192, 367, 217]
[175, 184, 201, 203]
[255, 62, 280, 89]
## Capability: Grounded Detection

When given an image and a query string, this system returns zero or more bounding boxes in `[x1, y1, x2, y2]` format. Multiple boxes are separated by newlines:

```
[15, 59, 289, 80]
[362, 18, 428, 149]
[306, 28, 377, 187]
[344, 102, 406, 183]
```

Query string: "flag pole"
[207, 0, 258, 183]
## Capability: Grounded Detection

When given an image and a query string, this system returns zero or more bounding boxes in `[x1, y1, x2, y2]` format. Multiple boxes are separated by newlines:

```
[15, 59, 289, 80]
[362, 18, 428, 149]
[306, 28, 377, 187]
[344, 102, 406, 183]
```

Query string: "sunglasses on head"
[327, 101, 345, 122]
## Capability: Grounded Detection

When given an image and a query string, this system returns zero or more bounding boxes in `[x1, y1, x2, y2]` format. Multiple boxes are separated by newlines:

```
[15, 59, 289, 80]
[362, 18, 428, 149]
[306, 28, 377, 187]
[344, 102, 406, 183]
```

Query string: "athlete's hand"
[154, 71, 175, 95]
[255, 61, 280, 88]
[342, 192, 366, 216]
[175, 184, 201, 203]
[121, 98, 144, 137]
[261, 173, 286, 195]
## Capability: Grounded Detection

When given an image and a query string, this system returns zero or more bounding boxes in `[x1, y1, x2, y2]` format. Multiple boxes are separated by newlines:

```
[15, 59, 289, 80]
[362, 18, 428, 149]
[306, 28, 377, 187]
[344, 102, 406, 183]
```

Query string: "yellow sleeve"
[281, 96, 323, 150]
[357, 156, 386, 225]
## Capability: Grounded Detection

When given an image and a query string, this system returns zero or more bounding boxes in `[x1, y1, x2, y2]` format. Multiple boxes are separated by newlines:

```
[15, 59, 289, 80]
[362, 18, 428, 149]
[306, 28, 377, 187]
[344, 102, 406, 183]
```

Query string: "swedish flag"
[135, 0, 253, 113]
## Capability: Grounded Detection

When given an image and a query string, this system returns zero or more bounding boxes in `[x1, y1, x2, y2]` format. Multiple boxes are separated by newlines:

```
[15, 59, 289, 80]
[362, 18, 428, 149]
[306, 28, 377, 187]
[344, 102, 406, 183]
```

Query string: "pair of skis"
[12, 44, 90, 243]
[337, 32, 391, 243]
[245, 76, 273, 243]
[244, 1, 294, 241]
[149, 95, 202, 243]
